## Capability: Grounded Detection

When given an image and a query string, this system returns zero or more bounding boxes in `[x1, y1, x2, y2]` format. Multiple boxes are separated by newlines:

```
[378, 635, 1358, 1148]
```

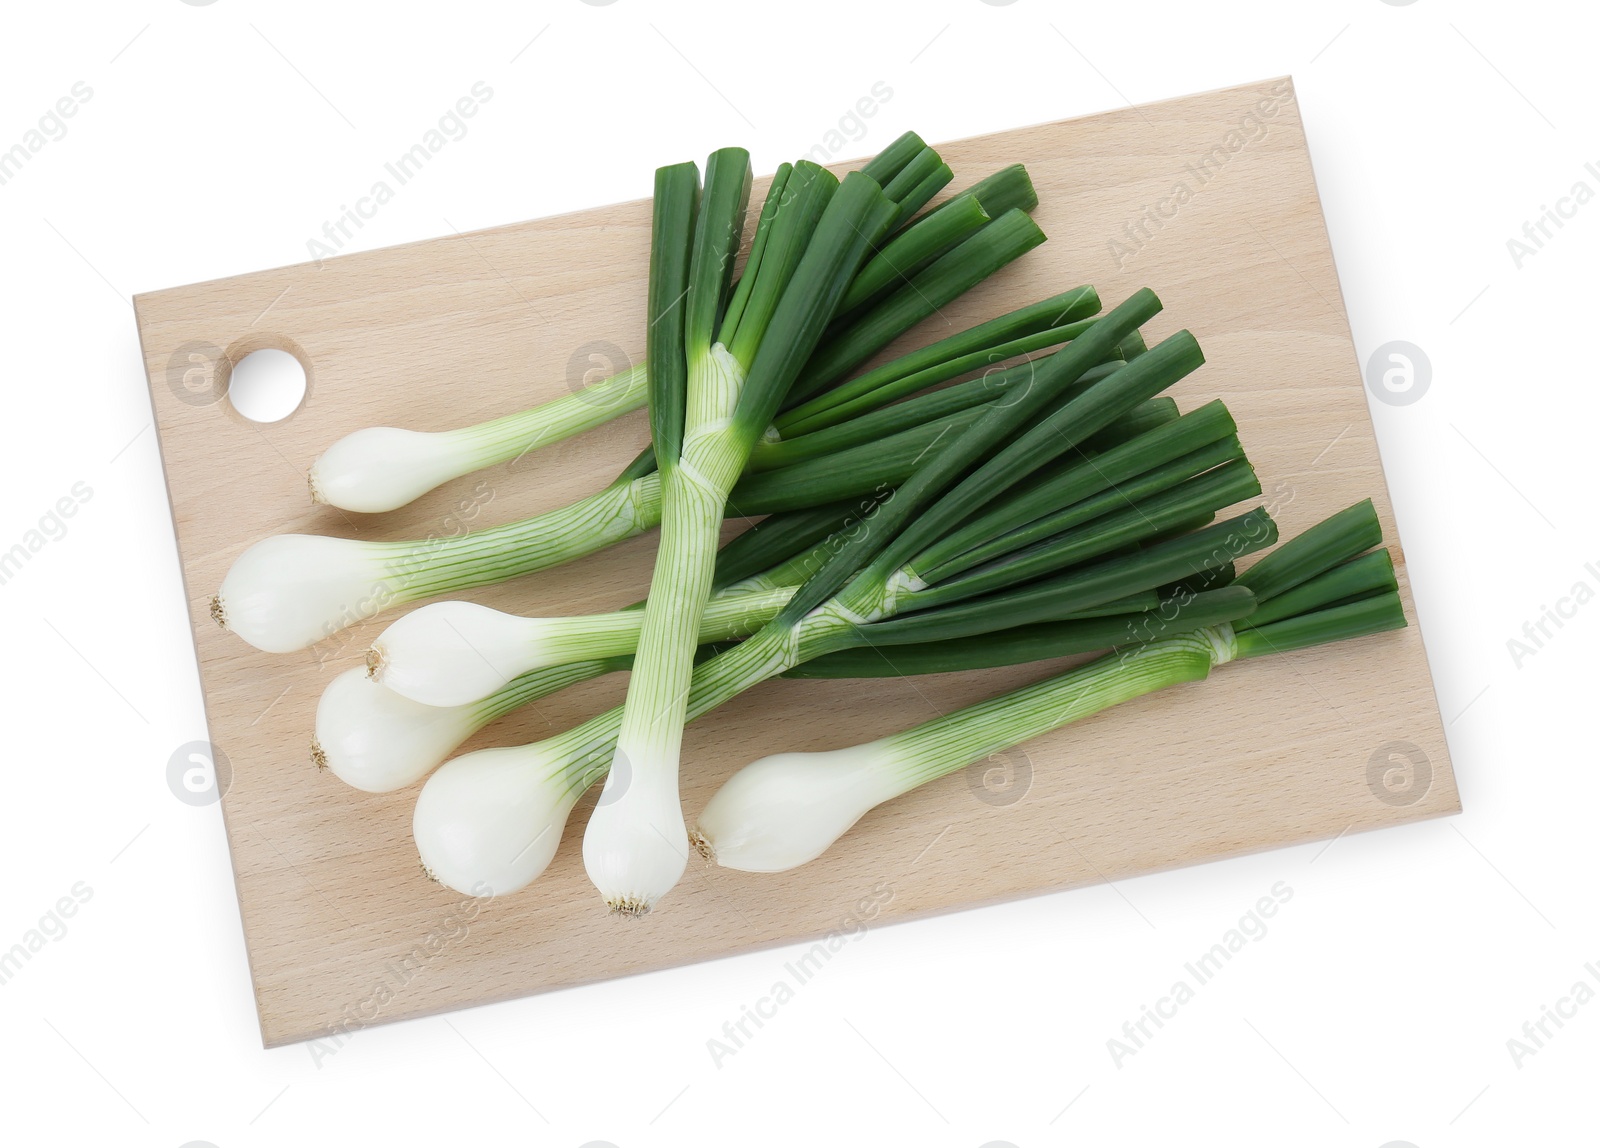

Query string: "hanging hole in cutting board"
[226, 346, 308, 423]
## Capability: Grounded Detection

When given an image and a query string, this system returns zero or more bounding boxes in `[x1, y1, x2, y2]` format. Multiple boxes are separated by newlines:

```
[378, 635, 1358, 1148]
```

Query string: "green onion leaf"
[1239, 548, 1397, 628]
[787, 586, 1259, 678]
[865, 509, 1279, 646]
[914, 402, 1240, 580]
[913, 163, 1037, 232]
[787, 208, 1050, 403]
[645, 162, 700, 473]
[1234, 498, 1382, 602]
[1234, 591, 1408, 659]
[835, 193, 990, 317]
[858, 131, 926, 185]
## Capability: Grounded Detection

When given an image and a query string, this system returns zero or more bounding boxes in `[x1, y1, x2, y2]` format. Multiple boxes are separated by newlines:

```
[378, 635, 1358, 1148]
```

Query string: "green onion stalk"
[586, 153, 904, 915]
[696, 501, 1406, 872]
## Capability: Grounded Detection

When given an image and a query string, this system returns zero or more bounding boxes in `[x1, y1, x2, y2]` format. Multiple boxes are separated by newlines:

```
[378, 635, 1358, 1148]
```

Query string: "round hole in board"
[227, 347, 308, 422]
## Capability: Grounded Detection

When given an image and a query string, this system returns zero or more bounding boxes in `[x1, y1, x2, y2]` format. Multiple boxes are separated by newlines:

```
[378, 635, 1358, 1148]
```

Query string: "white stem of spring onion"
[309, 364, 648, 513]
[369, 582, 796, 707]
[313, 660, 612, 792]
[214, 473, 660, 653]
[585, 345, 749, 917]
[693, 626, 1236, 873]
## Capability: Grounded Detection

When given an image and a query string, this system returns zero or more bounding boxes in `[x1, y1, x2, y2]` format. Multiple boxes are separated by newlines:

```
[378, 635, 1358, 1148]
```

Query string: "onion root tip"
[688, 827, 715, 863]
[605, 896, 653, 920]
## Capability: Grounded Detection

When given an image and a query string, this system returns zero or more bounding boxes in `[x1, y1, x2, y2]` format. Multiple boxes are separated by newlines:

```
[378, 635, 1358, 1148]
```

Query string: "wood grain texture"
[133, 77, 1457, 1048]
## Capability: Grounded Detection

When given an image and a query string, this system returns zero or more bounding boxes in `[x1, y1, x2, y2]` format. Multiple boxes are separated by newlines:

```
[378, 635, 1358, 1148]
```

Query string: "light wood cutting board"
[133, 77, 1457, 1048]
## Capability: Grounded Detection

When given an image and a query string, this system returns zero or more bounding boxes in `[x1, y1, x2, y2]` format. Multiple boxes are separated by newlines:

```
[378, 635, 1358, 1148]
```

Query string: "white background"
[1, 0, 1594, 1144]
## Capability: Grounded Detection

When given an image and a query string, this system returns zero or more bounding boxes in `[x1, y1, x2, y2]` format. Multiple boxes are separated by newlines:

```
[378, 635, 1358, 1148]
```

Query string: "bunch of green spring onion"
[214, 132, 1403, 921]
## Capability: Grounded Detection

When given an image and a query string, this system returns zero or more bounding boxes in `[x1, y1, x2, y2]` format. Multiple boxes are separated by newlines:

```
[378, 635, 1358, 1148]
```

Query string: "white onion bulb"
[213, 534, 396, 654]
[308, 364, 648, 513]
[309, 428, 485, 514]
[313, 668, 480, 792]
[413, 744, 587, 896]
[582, 748, 690, 917]
[692, 742, 909, 873]
[369, 601, 554, 707]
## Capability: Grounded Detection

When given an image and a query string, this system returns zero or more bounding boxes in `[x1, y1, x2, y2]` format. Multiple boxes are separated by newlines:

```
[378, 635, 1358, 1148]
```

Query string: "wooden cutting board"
[134, 76, 1457, 1048]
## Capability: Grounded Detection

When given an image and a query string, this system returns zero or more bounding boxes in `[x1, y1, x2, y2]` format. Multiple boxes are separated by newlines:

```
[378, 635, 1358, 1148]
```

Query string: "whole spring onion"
[694, 502, 1405, 872]
[586, 155, 902, 917]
